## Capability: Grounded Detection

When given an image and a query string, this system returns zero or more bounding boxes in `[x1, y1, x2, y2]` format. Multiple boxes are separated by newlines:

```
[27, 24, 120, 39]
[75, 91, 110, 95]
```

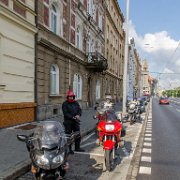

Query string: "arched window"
[73, 74, 82, 99]
[96, 80, 101, 100]
[43, 1, 62, 36]
[50, 64, 59, 95]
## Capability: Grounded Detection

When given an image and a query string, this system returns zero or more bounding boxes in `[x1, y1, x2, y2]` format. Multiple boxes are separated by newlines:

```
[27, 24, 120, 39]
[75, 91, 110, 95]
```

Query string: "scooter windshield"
[31, 121, 67, 150]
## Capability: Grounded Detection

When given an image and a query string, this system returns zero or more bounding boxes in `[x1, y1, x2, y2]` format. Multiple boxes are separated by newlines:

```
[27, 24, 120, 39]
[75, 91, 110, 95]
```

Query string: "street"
[137, 97, 180, 180]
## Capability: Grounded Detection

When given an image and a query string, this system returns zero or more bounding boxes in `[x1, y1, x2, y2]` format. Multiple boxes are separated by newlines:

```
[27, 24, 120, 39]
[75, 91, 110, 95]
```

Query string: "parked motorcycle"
[95, 109, 123, 171]
[128, 101, 140, 124]
[17, 121, 79, 180]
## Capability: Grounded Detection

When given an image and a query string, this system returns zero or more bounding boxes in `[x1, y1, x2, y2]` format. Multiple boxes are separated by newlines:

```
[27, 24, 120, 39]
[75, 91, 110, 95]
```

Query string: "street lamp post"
[123, 0, 130, 114]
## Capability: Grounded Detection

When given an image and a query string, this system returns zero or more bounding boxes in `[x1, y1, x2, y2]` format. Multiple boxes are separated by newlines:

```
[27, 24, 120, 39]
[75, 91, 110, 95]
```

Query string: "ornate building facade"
[36, 0, 108, 120]
[0, 0, 37, 128]
[104, 0, 125, 102]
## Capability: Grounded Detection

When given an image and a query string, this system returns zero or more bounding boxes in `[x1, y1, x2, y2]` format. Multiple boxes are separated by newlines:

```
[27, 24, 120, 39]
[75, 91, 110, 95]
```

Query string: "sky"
[118, 0, 180, 90]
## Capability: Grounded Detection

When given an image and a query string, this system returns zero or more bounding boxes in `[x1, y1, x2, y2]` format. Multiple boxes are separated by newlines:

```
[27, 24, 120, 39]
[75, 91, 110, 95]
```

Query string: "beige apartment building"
[0, 0, 37, 128]
[105, 0, 125, 101]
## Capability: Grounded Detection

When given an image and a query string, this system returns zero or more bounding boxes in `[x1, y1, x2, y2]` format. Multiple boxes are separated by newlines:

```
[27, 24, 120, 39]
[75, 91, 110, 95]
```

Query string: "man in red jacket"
[62, 90, 85, 154]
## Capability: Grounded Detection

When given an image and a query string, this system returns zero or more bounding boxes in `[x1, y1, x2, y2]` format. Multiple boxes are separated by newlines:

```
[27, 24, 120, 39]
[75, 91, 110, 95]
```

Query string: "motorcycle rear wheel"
[105, 150, 113, 171]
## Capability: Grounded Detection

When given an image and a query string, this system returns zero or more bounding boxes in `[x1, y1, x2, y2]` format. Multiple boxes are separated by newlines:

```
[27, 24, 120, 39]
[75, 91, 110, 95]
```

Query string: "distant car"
[159, 97, 170, 104]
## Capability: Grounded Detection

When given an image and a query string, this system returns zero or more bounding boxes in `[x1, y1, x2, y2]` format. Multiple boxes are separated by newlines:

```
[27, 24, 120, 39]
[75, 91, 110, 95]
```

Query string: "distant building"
[142, 60, 151, 95]
[0, 0, 37, 128]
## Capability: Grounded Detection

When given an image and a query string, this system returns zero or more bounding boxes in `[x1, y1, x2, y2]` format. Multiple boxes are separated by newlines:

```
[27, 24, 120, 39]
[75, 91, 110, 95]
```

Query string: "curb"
[126, 99, 151, 180]
[0, 159, 31, 180]
[2, 126, 96, 180]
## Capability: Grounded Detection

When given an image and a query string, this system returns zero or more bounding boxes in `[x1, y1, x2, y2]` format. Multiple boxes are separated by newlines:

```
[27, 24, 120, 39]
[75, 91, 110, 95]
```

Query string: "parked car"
[159, 97, 170, 104]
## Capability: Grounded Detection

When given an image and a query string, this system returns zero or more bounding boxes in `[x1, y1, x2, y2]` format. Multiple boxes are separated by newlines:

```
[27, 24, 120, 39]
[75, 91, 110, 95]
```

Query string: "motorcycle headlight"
[52, 152, 65, 164]
[129, 104, 135, 109]
[105, 124, 114, 131]
[36, 155, 49, 166]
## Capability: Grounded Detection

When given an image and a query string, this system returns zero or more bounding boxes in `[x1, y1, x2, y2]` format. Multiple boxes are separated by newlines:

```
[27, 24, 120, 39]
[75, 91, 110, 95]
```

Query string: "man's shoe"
[69, 150, 74, 154]
[75, 148, 85, 152]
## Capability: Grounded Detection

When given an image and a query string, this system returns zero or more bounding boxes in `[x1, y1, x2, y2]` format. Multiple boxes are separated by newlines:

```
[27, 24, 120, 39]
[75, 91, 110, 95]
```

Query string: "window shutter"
[44, 5, 49, 26]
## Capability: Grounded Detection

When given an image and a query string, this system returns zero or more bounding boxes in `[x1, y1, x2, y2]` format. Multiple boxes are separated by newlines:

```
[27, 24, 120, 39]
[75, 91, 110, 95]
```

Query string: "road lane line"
[74, 151, 104, 157]
[144, 142, 152, 147]
[145, 134, 152, 137]
[139, 167, 151, 174]
[142, 148, 152, 153]
[144, 137, 152, 141]
[81, 142, 96, 148]
[81, 132, 95, 142]
[141, 156, 151, 162]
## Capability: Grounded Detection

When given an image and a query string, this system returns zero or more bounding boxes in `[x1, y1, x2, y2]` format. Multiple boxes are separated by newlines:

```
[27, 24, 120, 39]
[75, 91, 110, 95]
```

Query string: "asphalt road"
[137, 97, 180, 180]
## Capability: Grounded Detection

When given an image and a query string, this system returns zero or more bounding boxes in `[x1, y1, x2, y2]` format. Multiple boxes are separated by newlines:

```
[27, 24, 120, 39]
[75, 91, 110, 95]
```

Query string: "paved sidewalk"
[0, 102, 123, 180]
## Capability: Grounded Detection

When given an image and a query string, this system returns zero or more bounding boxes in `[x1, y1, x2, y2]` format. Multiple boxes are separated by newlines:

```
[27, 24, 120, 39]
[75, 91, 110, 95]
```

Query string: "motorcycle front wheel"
[105, 150, 113, 171]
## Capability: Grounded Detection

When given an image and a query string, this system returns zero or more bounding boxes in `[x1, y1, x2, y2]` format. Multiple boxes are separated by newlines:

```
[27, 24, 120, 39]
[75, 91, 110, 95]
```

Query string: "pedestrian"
[62, 90, 85, 154]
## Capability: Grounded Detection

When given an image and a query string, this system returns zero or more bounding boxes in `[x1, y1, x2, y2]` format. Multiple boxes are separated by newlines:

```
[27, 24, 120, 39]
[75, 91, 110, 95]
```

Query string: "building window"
[51, 4, 57, 33]
[43, 1, 62, 36]
[76, 26, 82, 49]
[73, 74, 82, 99]
[98, 14, 102, 30]
[96, 80, 101, 99]
[13, 1, 26, 17]
[50, 64, 59, 95]
[87, 0, 93, 15]
[0, 0, 8, 6]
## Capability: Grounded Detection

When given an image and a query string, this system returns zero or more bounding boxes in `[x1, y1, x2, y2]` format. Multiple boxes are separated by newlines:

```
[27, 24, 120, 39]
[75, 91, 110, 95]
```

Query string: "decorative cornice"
[38, 38, 87, 66]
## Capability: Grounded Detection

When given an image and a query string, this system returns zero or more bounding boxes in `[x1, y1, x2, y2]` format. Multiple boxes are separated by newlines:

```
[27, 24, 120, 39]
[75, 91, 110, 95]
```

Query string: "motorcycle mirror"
[17, 135, 28, 142]
[93, 115, 97, 119]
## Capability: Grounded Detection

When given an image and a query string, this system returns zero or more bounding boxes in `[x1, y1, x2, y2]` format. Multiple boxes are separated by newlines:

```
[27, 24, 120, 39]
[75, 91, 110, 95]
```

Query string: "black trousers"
[63, 119, 81, 150]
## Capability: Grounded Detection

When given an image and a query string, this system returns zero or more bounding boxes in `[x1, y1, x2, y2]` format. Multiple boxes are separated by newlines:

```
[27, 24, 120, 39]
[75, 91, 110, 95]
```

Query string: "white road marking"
[144, 142, 152, 147]
[176, 109, 180, 112]
[81, 142, 96, 148]
[139, 166, 151, 174]
[141, 156, 151, 162]
[144, 137, 152, 141]
[75, 151, 104, 157]
[142, 148, 152, 153]
[145, 130, 152, 133]
[145, 134, 152, 137]
[146, 128, 152, 130]
[81, 132, 95, 142]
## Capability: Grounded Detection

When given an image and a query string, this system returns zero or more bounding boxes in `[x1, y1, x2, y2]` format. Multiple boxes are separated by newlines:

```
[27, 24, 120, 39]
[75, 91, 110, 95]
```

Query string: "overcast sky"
[118, 0, 180, 89]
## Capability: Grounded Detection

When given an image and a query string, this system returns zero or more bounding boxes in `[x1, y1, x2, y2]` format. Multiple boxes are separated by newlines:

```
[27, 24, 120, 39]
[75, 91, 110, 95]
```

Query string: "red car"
[159, 97, 170, 104]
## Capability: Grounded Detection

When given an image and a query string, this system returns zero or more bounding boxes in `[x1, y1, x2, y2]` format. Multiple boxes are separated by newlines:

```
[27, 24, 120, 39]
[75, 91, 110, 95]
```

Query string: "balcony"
[86, 52, 108, 72]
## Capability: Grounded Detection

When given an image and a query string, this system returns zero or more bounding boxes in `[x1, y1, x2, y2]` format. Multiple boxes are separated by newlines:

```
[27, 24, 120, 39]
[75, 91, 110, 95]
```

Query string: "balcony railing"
[86, 52, 108, 72]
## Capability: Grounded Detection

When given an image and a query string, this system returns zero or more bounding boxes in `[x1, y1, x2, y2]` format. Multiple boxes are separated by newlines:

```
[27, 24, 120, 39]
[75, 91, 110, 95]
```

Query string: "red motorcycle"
[96, 109, 123, 171]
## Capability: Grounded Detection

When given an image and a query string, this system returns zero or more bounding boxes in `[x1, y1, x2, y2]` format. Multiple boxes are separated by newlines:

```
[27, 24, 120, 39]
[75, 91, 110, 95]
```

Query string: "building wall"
[142, 60, 150, 95]
[0, 0, 37, 128]
[36, 0, 108, 120]
[105, 0, 124, 101]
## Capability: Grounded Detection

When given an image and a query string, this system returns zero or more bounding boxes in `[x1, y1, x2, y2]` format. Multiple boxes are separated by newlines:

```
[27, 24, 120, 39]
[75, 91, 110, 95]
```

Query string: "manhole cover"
[15, 124, 36, 130]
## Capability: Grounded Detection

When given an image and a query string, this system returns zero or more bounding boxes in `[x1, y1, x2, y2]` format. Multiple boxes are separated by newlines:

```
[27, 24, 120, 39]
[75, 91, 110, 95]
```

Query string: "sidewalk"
[0, 102, 124, 180]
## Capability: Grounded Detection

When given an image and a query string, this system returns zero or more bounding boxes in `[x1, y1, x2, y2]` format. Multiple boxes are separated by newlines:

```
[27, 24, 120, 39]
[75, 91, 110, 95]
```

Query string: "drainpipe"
[69, 59, 71, 89]
[34, 0, 38, 121]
